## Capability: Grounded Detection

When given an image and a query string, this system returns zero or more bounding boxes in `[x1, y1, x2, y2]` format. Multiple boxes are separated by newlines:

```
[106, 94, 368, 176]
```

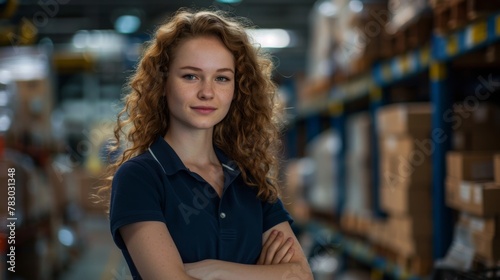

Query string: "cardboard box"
[452, 130, 500, 151]
[387, 215, 433, 259]
[459, 212, 500, 239]
[388, 215, 433, 238]
[380, 135, 432, 187]
[387, 0, 431, 34]
[495, 154, 500, 185]
[9, 79, 54, 149]
[340, 211, 373, 237]
[346, 155, 372, 213]
[446, 152, 495, 181]
[368, 219, 391, 248]
[355, 213, 372, 237]
[26, 170, 54, 220]
[395, 235, 433, 258]
[346, 112, 371, 157]
[74, 168, 106, 214]
[380, 185, 431, 217]
[451, 181, 500, 216]
[377, 103, 432, 136]
[445, 177, 461, 209]
[46, 164, 68, 213]
[395, 255, 434, 277]
[307, 130, 338, 211]
[472, 234, 500, 261]
[428, 0, 451, 8]
[453, 103, 500, 131]
[15, 79, 53, 120]
[340, 211, 356, 234]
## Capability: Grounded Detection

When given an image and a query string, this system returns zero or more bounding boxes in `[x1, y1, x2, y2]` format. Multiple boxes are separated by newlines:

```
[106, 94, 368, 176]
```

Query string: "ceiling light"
[349, 0, 363, 13]
[0, 54, 48, 81]
[72, 30, 89, 48]
[246, 29, 292, 49]
[71, 30, 125, 54]
[216, 0, 242, 3]
[115, 15, 141, 34]
[318, 0, 338, 17]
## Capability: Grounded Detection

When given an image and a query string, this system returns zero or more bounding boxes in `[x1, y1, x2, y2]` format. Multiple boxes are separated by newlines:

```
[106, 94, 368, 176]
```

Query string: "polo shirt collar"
[149, 136, 240, 177]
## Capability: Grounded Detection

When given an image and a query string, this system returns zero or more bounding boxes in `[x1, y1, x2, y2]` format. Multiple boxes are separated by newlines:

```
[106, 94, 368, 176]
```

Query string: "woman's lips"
[192, 106, 216, 114]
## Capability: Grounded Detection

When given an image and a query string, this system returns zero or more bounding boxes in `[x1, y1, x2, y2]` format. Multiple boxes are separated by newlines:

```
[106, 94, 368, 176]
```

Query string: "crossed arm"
[120, 221, 313, 280]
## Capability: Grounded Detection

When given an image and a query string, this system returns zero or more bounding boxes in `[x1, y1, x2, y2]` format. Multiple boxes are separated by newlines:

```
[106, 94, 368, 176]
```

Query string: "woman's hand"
[184, 259, 220, 280]
[257, 230, 295, 265]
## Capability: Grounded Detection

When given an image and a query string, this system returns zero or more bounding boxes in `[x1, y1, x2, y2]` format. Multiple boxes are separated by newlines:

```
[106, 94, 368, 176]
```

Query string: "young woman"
[99, 9, 313, 280]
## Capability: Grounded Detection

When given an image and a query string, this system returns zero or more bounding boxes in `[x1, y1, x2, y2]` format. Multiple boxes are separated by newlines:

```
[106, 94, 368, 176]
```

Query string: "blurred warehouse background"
[1, 0, 500, 279]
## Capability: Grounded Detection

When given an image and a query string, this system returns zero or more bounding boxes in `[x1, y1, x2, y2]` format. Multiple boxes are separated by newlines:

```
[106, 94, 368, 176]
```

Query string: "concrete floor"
[58, 214, 128, 280]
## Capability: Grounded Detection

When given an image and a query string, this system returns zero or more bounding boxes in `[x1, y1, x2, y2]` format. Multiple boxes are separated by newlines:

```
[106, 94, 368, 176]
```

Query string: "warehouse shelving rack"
[289, 11, 500, 279]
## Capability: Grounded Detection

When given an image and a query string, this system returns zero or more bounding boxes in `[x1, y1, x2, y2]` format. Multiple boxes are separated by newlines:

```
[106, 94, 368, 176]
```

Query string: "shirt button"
[220, 212, 226, 219]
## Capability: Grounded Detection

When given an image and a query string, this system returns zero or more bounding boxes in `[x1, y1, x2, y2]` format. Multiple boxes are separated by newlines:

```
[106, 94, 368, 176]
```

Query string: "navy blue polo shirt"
[110, 136, 293, 279]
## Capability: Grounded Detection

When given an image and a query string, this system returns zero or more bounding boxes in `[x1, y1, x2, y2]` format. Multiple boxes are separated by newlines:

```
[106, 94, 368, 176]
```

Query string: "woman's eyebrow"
[179, 66, 202, 71]
[179, 66, 234, 73]
[217, 68, 235, 73]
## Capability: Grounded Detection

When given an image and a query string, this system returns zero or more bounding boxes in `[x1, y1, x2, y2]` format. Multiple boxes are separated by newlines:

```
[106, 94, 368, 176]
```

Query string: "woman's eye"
[183, 74, 197, 80]
[216, 76, 230, 82]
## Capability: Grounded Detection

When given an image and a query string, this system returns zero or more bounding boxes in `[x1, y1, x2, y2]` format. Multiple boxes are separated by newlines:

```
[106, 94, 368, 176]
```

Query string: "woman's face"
[165, 35, 235, 132]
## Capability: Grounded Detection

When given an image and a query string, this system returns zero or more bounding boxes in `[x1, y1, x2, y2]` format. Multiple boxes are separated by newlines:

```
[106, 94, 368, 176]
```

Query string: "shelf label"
[369, 87, 382, 102]
[496, 15, 500, 36]
[400, 56, 409, 74]
[328, 102, 344, 116]
[409, 53, 417, 72]
[394, 57, 403, 77]
[420, 46, 430, 66]
[398, 53, 415, 74]
[446, 35, 459, 56]
[430, 63, 447, 81]
[466, 21, 487, 47]
[382, 64, 391, 82]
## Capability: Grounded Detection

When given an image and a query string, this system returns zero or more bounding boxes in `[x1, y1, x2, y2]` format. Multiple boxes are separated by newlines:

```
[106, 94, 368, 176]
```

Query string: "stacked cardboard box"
[7, 78, 54, 151]
[367, 218, 392, 250]
[76, 167, 106, 213]
[340, 211, 373, 237]
[459, 213, 500, 261]
[387, 0, 430, 32]
[444, 103, 500, 263]
[446, 152, 500, 262]
[452, 103, 500, 151]
[307, 130, 340, 212]
[496, 154, 500, 185]
[343, 112, 373, 236]
[428, 0, 451, 8]
[376, 103, 434, 274]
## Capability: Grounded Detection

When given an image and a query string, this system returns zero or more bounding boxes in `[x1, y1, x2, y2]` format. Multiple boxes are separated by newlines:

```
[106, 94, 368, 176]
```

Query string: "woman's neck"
[163, 128, 219, 166]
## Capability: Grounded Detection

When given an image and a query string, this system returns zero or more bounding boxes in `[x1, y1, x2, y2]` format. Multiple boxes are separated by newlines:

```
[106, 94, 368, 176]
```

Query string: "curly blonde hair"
[97, 9, 283, 210]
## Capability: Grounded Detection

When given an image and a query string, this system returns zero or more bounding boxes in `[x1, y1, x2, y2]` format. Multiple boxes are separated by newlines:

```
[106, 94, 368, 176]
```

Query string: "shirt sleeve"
[109, 159, 166, 250]
[262, 197, 294, 233]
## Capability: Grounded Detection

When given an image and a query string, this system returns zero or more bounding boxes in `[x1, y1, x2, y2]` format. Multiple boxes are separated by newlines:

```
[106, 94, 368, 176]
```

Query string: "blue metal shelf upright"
[429, 62, 453, 259]
[368, 87, 388, 218]
[328, 100, 346, 218]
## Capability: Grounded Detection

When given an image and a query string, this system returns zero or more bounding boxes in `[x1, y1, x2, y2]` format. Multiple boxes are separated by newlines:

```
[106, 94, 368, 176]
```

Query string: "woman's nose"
[198, 80, 215, 100]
